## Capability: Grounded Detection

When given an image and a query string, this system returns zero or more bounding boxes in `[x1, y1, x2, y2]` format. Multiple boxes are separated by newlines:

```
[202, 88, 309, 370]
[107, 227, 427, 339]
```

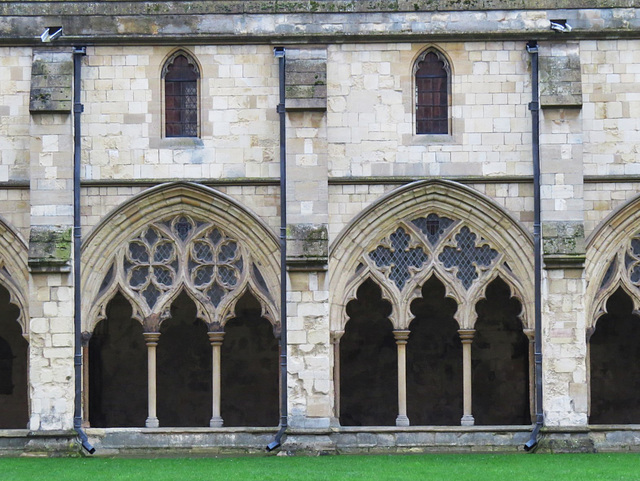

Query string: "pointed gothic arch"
[329, 180, 533, 334]
[0, 216, 28, 336]
[586, 194, 640, 328]
[82, 182, 280, 336]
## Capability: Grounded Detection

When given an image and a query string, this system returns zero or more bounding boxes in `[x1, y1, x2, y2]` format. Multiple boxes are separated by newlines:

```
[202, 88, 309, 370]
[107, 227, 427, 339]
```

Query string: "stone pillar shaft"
[394, 330, 410, 427]
[459, 329, 475, 426]
[208, 331, 225, 428]
[144, 332, 160, 428]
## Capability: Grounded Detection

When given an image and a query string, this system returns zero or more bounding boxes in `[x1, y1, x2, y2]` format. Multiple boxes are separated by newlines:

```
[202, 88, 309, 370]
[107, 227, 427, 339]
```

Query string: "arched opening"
[590, 288, 640, 424]
[221, 292, 279, 427]
[340, 279, 397, 426]
[414, 49, 450, 135]
[407, 276, 461, 425]
[89, 293, 147, 427]
[157, 292, 211, 427]
[163, 51, 199, 138]
[472, 277, 530, 425]
[0, 284, 28, 428]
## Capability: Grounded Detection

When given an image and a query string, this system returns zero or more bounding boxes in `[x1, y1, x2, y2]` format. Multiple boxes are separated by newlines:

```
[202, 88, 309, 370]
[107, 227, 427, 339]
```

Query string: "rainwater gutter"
[267, 46, 288, 452]
[524, 40, 543, 452]
[73, 45, 95, 454]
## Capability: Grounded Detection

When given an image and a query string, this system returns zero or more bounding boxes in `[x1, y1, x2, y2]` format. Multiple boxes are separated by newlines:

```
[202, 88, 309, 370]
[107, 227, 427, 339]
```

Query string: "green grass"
[1, 453, 639, 481]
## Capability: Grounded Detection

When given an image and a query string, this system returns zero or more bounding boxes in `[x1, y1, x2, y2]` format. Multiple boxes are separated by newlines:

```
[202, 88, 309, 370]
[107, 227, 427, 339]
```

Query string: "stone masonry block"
[29, 50, 73, 113]
[28, 225, 72, 273]
[540, 42, 583, 108]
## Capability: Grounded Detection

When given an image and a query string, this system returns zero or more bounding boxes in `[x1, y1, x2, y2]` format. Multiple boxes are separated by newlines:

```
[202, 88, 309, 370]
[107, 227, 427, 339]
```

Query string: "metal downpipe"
[73, 46, 95, 454]
[524, 40, 544, 452]
[267, 46, 288, 452]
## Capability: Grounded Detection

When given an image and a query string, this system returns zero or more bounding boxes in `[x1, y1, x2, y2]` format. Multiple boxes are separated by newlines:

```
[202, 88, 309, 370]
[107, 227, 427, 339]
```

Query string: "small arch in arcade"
[0, 283, 28, 429]
[340, 279, 397, 426]
[221, 292, 279, 427]
[407, 276, 462, 426]
[590, 288, 640, 424]
[89, 293, 147, 428]
[472, 277, 530, 425]
[157, 291, 212, 427]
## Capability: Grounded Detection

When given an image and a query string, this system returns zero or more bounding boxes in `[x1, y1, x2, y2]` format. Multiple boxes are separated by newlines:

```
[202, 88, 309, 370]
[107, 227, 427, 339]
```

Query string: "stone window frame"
[161, 50, 201, 139]
[412, 47, 453, 140]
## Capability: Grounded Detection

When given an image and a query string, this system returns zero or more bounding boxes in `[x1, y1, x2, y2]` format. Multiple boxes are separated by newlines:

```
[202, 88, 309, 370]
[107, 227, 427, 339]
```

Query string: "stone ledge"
[543, 254, 586, 269]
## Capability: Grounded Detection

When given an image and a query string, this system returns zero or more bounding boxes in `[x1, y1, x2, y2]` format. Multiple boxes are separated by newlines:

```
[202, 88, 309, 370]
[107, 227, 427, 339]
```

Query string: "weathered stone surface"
[543, 221, 586, 256]
[287, 223, 328, 268]
[29, 51, 73, 113]
[540, 42, 583, 108]
[28, 226, 72, 272]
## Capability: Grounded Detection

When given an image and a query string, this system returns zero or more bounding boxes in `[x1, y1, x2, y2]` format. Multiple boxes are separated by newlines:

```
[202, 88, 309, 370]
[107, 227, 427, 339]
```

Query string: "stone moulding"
[585, 192, 640, 329]
[0, 216, 29, 335]
[0, 5, 639, 44]
[329, 179, 535, 333]
[81, 182, 281, 335]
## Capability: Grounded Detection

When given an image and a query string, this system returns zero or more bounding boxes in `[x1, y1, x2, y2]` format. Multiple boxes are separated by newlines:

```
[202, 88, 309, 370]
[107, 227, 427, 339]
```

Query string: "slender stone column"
[208, 331, 225, 427]
[144, 332, 161, 428]
[394, 330, 411, 427]
[331, 331, 344, 421]
[458, 329, 475, 426]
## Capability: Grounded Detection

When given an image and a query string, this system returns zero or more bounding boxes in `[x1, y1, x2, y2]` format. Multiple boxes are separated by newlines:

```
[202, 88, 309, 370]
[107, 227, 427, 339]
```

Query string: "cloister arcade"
[2, 182, 640, 430]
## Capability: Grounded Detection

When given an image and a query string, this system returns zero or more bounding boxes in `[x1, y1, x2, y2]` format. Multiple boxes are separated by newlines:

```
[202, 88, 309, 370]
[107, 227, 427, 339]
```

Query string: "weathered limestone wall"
[581, 40, 640, 177]
[81, 45, 280, 181]
[0, 47, 30, 182]
[328, 182, 533, 242]
[80, 184, 280, 234]
[327, 42, 532, 177]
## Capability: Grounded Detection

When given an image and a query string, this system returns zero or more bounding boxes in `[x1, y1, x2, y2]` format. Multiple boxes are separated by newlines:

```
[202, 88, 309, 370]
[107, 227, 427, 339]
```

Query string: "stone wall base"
[2, 426, 640, 457]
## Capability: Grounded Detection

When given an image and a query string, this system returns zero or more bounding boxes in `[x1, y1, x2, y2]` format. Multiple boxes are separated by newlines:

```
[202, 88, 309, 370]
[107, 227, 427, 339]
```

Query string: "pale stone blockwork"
[0, 47, 31, 182]
[287, 271, 332, 428]
[28, 272, 75, 430]
[581, 39, 640, 176]
[542, 268, 588, 426]
[327, 42, 532, 178]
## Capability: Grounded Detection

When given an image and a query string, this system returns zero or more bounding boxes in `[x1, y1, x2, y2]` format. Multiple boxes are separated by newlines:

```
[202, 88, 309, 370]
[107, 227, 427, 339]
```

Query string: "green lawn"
[1, 453, 639, 481]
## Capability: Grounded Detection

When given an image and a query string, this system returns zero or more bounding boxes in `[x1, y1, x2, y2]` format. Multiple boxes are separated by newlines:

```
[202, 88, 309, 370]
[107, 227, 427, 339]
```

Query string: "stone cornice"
[0, 4, 639, 45]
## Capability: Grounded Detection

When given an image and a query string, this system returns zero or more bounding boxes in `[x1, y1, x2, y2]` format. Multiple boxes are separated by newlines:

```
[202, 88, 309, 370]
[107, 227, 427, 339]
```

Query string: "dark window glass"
[164, 55, 198, 137]
[415, 52, 448, 135]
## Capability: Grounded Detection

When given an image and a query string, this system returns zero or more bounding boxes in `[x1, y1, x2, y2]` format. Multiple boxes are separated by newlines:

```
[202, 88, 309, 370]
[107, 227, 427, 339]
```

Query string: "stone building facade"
[0, 0, 640, 455]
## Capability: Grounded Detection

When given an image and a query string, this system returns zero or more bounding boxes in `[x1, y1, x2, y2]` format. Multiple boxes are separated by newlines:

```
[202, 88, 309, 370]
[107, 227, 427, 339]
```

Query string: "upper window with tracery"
[162, 51, 199, 138]
[414, 49, 450, 135]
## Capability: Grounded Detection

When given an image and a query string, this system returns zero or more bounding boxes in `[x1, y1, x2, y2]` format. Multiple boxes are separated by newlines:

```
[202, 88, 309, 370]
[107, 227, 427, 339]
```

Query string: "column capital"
[523, 328, 535, 342]
[393, 329, 411, 343]
[331, 330, 344, 344]
[208, 331, 225, 345]
[458, 329, 475, 343]
[143, 332, 161, 345]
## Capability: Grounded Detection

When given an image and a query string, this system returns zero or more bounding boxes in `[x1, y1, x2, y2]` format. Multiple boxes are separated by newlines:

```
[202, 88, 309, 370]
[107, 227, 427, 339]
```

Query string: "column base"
[395, 415, 410, 427]
[209, 416, 224, 428]
[461, 414, 475, 426]
[145, 417, 159, 428]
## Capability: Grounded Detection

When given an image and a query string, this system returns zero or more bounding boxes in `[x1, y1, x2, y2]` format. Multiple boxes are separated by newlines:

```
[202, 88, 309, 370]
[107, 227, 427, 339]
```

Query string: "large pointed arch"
[329, 180, 533, 332]
[81, 182, 280, 334]
[0, 216, 28, 335]
[586, 193, 640, 328]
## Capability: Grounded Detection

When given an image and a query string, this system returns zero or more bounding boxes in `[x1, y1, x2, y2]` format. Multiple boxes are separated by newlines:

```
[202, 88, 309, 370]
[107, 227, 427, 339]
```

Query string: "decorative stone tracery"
[93, 214, 268, 332]
[591, 230, 640, 324]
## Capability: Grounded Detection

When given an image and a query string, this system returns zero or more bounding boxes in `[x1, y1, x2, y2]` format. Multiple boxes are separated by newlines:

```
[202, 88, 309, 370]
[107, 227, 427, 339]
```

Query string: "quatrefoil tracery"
[364, 215, 500, 293]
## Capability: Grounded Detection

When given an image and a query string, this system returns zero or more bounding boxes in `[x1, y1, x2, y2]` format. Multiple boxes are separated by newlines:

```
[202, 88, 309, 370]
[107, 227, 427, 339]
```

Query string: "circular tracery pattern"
[189, 228, 244, 307]
[124, 227, 178, 310]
